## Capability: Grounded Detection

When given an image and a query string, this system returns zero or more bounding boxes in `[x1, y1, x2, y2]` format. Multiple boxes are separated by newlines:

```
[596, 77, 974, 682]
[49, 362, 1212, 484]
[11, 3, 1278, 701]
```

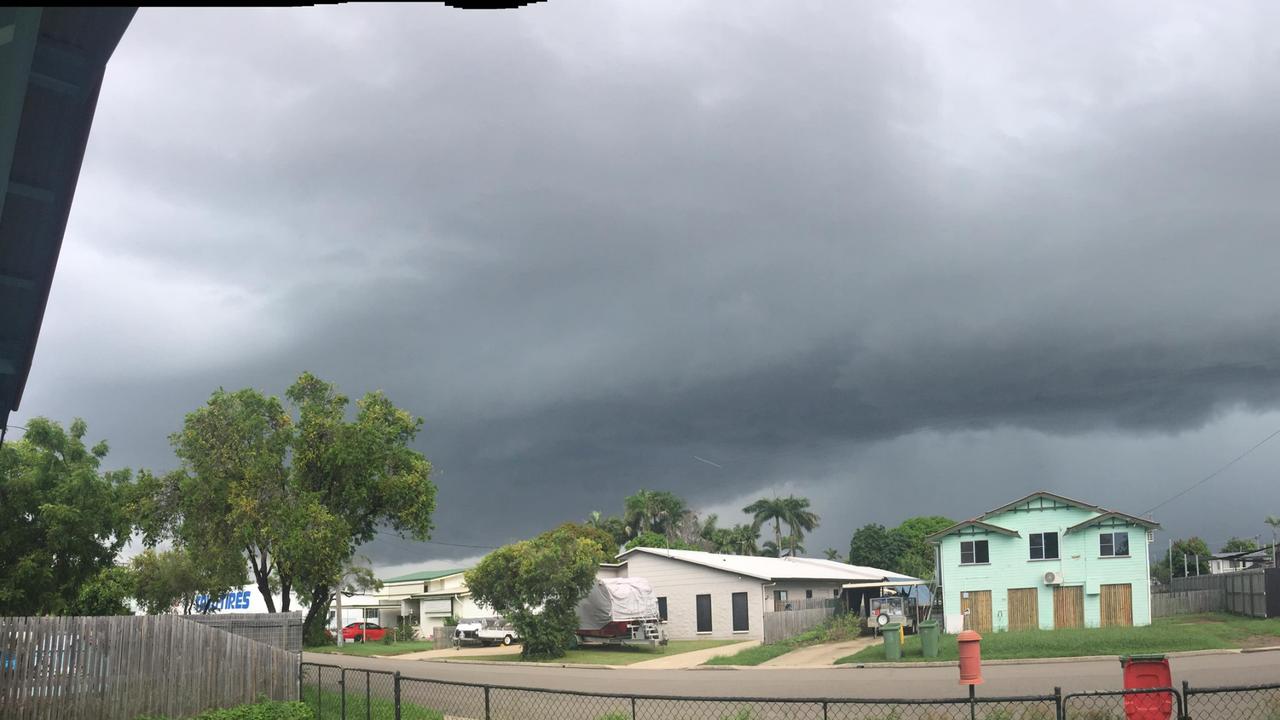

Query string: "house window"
[696, 594, 712, 633]
[833, 588, 841, 598]
[960, 540, 989, 564]
[773, 590, 792, 610]
[731, 592, 749, 632]
[1100, 532, 1130, 557]
[657, 596, 668, 622]
[1030, 532, 1059, 560]
[805, 589, 813, 599]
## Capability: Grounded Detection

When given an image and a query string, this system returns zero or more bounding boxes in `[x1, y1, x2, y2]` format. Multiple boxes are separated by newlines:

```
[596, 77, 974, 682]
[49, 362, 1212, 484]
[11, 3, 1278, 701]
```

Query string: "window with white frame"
[960, 540, 989, 564]
[1099, 531, 1130, 557]
[1030, 532, 1059, 560]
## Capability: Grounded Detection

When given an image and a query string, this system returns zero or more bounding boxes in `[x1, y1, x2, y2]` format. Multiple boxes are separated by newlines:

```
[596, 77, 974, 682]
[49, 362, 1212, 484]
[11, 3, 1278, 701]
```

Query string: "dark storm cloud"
[16, 1, 1280, 566]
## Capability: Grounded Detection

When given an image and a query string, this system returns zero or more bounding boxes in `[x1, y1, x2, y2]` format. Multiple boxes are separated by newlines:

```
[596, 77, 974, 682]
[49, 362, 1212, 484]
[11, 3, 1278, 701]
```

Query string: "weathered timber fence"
[183, 611, 304, 653]
[0, 614, 300, 720]
[1168, 568, 1277, 618]
[762, 604, 835, 644]
[1151, 588, 1225, 617]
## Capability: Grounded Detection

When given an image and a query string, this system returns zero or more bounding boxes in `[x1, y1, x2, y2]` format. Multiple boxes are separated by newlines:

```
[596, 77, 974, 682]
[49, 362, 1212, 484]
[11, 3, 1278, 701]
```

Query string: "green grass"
[465, 639, 741, 665]
[704, 613, 865, 666]
[301, 687, 442, 720]
[837, 613, 1280, 664]
[306, 639, 439, 657]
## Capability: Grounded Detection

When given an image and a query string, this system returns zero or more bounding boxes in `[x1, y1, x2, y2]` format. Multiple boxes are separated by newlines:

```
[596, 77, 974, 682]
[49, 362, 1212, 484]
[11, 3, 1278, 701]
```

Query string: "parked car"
[454, 617, 519, 647]
[340, 622, 386, 642]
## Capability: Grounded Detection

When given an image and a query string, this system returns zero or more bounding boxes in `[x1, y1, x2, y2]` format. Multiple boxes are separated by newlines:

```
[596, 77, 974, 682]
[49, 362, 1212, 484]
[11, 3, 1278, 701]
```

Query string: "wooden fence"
[762, 605, 835, 644]
[183, 612, 303, 653]
[1151, 589, 1225, 617]
[1168, 568, 1275, 618]
[0, 614, 299, 720]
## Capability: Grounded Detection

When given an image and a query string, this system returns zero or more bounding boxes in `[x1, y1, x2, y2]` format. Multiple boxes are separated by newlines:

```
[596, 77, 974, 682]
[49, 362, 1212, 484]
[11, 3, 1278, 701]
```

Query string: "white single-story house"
[605, 547, 920, 642]
[341, 568, 492, 638]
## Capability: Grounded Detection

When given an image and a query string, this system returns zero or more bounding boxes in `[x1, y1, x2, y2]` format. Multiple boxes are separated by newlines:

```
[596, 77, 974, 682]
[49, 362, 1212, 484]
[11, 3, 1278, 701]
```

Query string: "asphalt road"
[304, 649, 1280, 699]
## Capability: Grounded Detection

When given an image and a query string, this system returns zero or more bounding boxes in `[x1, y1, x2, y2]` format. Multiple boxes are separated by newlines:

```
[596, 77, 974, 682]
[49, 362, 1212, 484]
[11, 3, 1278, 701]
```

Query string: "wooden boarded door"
[1053, 586, 1084, 629]
[960, 590, 992, 633]
[1101, 583, 1133, 627]
[1007, 588, 1039, 631]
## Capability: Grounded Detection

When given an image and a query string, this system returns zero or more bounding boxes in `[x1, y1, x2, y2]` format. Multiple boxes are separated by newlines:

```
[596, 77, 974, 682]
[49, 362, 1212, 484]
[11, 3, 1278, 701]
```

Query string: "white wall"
[620, 553, 766, 641]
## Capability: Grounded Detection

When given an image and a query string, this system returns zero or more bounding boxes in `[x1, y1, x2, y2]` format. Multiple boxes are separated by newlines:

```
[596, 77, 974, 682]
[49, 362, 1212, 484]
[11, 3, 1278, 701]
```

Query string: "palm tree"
[743, 497, 789, 552]
[760, 540, 782, 558]
[624, 489, 687, 538]
[779, 496, 820, 557]
[723, 524, 759, 555]
[823, 548, 842, 561]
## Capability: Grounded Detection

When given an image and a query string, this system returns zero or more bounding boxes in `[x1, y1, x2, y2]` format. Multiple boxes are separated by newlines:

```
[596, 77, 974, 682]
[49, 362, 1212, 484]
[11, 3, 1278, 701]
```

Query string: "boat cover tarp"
[576, 577, 659, 630]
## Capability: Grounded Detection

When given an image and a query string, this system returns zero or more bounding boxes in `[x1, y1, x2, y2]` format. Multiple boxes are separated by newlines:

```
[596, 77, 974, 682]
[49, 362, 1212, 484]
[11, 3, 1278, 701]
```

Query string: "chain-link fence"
[301, 662, 1280, 720]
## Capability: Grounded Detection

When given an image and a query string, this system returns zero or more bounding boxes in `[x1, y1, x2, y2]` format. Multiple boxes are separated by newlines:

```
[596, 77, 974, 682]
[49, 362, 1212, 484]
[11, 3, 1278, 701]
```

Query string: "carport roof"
[0, 8, 135, 432]
[616, 547, 921, 584]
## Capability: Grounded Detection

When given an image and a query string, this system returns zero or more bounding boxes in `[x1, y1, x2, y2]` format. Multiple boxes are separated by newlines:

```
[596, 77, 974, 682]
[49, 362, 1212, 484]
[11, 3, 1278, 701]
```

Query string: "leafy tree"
[1165, 537, 1212, 578]
[1266, 516, 1280, 546]
[743, 497, 789, 553]
[779, 496, 820, 557]
[129, 547, 221, 615]
[552, 522, 618, 558]
[722, 524, 760, 555]
[0, 418, 134, 615]
[586, 511, 629, 548]
[760, 540, 781, 558]
[68, 566, 134, 616]
[139, 373, 436, 643]
[623, 531, 695, 551]
[466, 525, 606, 659]
[1220, 537, 1258, 553]
[623, 489, 688, 538]
[823, 548, 843, 561]
[891, 516, 955, 580]
[848, 523, 908, 571]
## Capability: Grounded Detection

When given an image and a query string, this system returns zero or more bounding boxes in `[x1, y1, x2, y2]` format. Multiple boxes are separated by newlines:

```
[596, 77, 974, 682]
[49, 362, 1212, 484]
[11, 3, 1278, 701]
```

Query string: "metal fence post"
[969, 684, 977, 720]
[1053, 686, 1062, 720]
[366, 671, 371, 720]
[485, 685, 492, 720]
[1182, 680, 1191, 720]
[393, 671, 401, 720]
[318, 666, 323, 718]
[822, 700, 829, 720]
[630, 695, 636, 720]
[297, 658, 303, 701]
[339, 668, 347, 720]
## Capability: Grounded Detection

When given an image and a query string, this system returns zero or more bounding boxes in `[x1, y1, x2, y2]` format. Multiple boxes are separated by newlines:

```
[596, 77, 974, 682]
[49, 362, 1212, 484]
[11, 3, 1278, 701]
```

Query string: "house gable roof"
[1064, 511, 1161, 534]
[925, 520, 1021, 543]
[381, 568, 466, 584]
[616, 547, 920, 584]
[980, 491, 1103, 519]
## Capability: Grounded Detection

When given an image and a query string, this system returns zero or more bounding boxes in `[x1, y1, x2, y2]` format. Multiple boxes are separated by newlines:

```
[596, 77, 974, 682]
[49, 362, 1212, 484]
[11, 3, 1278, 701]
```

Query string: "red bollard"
[958, 630, 984, 685]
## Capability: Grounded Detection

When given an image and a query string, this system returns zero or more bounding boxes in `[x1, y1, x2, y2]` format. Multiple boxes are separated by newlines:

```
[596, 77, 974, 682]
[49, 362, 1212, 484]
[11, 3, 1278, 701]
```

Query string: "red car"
[340, 622, 386, 642]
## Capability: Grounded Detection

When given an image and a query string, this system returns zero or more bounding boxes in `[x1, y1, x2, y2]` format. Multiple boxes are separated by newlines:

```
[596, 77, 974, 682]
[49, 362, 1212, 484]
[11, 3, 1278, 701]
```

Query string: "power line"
[1142, 425, 1280, 516]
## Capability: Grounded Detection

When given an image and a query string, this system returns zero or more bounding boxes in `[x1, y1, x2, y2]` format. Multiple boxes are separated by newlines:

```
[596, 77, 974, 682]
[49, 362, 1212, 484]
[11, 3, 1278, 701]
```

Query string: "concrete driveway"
[388, 644, 521, 661]
[758, 637, 876, 667]
[627, 640, 758, 669]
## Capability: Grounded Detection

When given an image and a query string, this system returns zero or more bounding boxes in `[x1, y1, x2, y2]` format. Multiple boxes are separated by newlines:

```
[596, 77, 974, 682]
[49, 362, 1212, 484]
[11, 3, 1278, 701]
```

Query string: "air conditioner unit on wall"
[1044, 571, 1063, 585]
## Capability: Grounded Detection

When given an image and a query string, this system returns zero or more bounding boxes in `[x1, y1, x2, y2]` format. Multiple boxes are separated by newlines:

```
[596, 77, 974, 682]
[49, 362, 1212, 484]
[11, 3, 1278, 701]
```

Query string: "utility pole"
[335, 585, 344, 646]
[1183, 553, 1188, 578]
[1195, 554, 1200, 576]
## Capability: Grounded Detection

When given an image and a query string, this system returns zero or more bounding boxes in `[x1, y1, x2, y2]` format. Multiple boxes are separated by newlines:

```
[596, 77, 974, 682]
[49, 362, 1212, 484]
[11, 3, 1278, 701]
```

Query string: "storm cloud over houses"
[15, 2, 1280, 569]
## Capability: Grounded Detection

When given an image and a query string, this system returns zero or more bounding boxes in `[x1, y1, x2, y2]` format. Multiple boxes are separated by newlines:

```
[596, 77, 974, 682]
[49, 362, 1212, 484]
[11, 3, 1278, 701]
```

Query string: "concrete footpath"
[627, 640, 758, 669]
[758, 637, 876, 667]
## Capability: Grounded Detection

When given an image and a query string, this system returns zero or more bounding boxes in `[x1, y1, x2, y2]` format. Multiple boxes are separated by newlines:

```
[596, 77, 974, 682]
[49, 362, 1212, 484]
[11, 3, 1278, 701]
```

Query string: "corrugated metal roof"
[617, 547, 920, 583]
[381, 568, 467, 584]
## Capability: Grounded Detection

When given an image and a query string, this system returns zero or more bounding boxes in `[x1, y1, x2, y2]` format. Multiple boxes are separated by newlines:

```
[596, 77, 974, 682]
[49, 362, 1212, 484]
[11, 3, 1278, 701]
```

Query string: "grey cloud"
[15, 1, 1280, 569]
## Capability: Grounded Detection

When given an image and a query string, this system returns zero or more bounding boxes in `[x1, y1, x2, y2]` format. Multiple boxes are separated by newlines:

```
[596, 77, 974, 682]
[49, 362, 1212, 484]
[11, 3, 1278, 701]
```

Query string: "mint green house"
[927, 492, 1159, 634]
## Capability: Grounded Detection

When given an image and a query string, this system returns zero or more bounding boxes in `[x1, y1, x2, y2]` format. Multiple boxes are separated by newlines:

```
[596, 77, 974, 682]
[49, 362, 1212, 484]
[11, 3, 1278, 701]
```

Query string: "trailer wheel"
[502, 635, 513, 646]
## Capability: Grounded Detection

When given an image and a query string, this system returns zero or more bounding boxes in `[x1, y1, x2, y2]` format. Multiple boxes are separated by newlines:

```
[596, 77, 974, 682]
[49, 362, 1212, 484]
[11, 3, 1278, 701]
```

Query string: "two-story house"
[927, 492, 1159, 633]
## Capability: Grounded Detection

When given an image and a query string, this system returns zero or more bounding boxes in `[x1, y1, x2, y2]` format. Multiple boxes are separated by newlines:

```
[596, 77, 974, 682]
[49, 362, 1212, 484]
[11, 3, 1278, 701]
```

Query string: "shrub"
[133, 700, 313, 720]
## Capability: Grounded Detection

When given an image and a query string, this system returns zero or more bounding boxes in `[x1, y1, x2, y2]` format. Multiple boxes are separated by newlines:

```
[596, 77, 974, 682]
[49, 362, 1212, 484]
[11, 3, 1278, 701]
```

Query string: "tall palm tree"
[760, 540, 782, 558]
[823, 548, 842, 561]
[624, 489, 687, 539]
[743, 497, 789, 552]
[780, 496, 820, 557]
[724, 524, 759, 555]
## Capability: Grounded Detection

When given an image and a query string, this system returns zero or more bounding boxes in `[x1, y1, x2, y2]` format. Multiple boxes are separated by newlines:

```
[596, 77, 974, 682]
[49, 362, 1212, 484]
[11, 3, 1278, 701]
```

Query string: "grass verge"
[837, 613, 1280, 664]
[306, 640, 440, 657]
[301, 686, 442, 720]
[704, 613, 864, 666]
[465, 639, 742, 665]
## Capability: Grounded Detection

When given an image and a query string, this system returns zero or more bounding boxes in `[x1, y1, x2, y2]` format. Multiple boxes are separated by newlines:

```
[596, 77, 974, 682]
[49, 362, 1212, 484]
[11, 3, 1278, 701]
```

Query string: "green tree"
[586, 511, 629, 548]
[0, 418, 134, 615]
[68, 566, 134, 616]
[779, 496, 820, 557]
[466, 525, 606, 659]
[743, 497, 789, 553]
[848, 523, 908, 571]
[139, 373, 436, 643]
[553, 522, 619, 558]
[891, 516, 955, 580]
[1165, 537, 1212, 578]
[722, 524, 760, 555]
[623, 490, 688, 539]
[1220, 537, 1258, 553]
[623, 531, 695, 551]
[129, 547, 219, 615]
[823, 548, 843, 561]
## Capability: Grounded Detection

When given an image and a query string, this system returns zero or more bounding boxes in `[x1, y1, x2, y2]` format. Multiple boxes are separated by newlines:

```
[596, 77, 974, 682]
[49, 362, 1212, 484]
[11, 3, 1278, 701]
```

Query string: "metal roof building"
[0, 7, 135, 434]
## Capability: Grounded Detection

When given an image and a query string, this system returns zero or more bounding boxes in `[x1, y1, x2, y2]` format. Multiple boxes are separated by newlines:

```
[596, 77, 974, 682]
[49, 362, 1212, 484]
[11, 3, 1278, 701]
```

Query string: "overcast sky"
[16, 1, 1280, 574]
